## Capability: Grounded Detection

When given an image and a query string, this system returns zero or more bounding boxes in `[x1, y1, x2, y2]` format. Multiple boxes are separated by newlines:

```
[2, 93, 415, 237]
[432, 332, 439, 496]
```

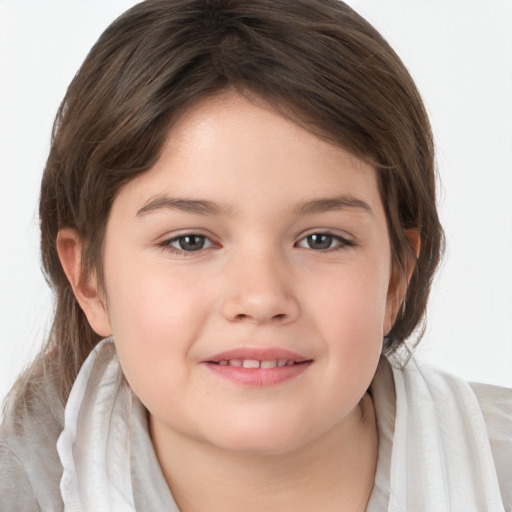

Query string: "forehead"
[115, 91, 384, 217]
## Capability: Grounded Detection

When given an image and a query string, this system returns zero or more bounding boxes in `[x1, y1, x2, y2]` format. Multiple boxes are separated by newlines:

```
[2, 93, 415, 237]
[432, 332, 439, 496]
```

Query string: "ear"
[383, 229, 421, 335]
[56, 228, 112, 337]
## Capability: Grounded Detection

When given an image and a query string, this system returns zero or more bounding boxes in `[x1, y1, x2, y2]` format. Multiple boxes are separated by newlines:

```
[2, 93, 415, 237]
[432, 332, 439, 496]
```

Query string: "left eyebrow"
[136, 195, 233, 217]
[292, 195, 374, 216]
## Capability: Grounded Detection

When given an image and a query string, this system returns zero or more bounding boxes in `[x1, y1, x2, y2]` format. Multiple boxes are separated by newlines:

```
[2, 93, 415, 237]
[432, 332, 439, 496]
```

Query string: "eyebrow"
[292, 195, 373, 216]
[136, 195, 233, 217]
[136, 193, 373, 217]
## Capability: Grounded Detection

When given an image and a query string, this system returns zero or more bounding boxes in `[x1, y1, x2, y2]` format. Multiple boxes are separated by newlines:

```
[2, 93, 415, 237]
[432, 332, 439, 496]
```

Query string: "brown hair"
[22, 0, 443, 404]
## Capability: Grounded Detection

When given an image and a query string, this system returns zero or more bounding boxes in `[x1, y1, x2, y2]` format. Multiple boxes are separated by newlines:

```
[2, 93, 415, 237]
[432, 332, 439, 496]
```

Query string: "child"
[1, 0, 510, 510]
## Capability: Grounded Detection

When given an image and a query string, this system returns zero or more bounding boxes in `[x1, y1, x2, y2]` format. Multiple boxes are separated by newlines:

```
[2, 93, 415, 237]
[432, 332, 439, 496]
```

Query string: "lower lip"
[204, 361, 311, 387]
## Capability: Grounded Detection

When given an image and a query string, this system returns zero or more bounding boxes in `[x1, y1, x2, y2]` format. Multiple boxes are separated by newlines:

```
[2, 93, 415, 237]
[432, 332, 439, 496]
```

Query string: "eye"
[160, 234, 214, 253]
[296, 232, 353, 251]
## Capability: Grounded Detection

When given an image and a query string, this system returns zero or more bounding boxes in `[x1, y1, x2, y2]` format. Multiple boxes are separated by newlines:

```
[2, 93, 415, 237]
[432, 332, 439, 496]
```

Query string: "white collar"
[57, 338, 136, 511]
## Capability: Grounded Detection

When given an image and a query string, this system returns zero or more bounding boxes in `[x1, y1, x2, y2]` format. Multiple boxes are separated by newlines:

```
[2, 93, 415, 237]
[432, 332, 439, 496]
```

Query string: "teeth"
[220, 359, 298, 368]
[242, 359, 260, 369]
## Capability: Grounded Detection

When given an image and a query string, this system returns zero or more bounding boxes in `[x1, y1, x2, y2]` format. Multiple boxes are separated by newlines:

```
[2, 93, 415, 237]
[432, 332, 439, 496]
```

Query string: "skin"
[58, 91, 413, 511]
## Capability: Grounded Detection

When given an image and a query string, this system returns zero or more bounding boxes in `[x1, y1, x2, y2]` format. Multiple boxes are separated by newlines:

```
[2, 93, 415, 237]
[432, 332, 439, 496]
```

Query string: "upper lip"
[204, 347, 311, 363]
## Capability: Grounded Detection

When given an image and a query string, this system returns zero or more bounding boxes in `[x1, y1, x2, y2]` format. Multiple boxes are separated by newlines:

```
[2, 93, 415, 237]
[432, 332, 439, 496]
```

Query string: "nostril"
[233, 312, 287, 323]
[222, 293, 299, 325]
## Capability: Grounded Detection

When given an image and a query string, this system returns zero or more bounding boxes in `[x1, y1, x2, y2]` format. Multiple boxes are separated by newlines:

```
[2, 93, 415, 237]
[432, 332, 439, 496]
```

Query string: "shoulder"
[396, 358, 512, 505]
[469, 380, 512, 506]
[0, 367, 65, 511]
[469, 379, 512, 422]
[0, 444, 39, 512]
[371, 358, 512, 510]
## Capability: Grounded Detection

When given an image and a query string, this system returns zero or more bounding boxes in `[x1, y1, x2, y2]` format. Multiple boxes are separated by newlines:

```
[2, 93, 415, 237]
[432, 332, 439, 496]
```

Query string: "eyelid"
[157, 230, 219, 255]
[155, 228, 355, 255]
[295, 229, 355, 250]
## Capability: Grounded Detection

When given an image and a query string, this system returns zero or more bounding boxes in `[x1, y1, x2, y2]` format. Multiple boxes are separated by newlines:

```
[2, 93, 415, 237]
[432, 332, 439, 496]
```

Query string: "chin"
[204, 419, 317, 457]
[218, 436, 304, 457]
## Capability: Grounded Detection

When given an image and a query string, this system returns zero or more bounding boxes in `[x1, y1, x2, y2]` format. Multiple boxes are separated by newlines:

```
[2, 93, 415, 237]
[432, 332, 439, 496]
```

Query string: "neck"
[150, 393, 378, 512]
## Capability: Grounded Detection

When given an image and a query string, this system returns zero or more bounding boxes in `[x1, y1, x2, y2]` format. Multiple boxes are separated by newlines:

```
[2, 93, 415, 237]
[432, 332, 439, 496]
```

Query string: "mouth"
[211, 358, 308, 368]
[203, 348, 313, 387]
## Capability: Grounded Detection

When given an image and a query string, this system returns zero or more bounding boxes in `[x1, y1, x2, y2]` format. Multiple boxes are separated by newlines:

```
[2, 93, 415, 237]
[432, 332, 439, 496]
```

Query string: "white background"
[1, 0, 511, 403]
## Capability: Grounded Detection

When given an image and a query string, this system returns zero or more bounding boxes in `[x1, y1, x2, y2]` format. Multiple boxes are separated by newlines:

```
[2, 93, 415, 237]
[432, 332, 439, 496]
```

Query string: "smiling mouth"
[204, 354, 312, 386]
[211, 358, 308, 368]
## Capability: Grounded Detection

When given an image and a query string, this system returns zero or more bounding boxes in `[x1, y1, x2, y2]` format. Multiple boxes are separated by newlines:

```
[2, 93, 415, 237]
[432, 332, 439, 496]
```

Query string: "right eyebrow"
[292, 195, 374, 216]
[136, 195, 233, 217]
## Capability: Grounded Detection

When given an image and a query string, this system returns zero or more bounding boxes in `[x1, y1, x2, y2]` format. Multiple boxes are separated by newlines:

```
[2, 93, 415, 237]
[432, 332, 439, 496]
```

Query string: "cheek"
[102, 255, 213, 388]
[306, 260, 389, 376]
[106, 252, 209, 329]
[309, 259, 390, 331]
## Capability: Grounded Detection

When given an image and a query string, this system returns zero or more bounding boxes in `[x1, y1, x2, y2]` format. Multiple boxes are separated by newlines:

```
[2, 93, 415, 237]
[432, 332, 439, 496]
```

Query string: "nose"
[221, 250, 300, 325]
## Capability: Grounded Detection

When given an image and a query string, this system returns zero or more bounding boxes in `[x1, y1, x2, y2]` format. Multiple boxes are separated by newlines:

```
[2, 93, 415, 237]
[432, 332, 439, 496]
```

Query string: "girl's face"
[98, 92, 396, 455]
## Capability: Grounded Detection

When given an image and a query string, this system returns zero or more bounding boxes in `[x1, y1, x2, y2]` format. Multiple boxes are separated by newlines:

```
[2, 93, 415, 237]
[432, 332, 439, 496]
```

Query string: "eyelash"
[295, 231, 355, 251]
[158, 234, 216, 255]
[158, 230, 354, 256]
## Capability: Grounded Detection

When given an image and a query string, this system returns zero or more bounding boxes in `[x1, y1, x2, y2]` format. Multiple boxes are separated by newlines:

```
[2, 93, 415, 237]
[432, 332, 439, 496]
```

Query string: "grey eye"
[296, 232, 352, 251]
[175, 235, 207, 251]
[305, 234, 334, 250]
[160, 233, 215, 254]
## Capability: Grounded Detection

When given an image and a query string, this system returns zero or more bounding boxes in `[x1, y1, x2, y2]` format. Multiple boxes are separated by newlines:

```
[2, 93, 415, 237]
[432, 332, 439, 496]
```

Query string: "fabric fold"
[388, 359, 505, 512]
[57, 338, 136, 512]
